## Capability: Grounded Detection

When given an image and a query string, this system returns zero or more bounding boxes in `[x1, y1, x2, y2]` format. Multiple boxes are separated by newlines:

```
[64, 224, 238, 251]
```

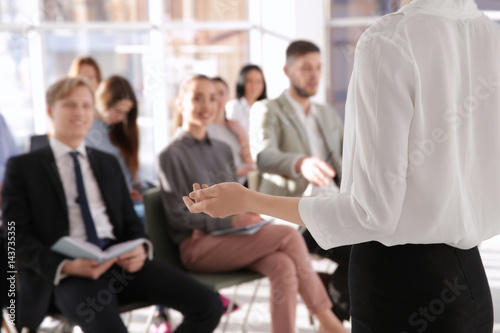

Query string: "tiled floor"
[36, 234, 500, 333]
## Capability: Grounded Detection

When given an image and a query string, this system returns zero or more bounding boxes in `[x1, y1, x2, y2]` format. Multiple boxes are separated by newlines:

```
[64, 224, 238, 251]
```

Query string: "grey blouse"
[207, 123, 247, 184]
[158, 129, 237, 245]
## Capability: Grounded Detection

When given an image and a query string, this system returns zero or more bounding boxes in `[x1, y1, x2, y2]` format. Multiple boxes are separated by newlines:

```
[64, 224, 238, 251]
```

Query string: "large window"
[163, 29, 248, 101]
[41, 0, 149, 22]
[326, 0, 410, 120]
[0, 32, 32, 151]
[0, 0, 250, 183]
[165, 0, 247, 21]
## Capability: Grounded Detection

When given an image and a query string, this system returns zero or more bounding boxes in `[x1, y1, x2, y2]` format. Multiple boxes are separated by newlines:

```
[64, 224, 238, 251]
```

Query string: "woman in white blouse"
[225, 64, 267, 135]
[207, 77, 254, 185]
[184, 0, 500, 332]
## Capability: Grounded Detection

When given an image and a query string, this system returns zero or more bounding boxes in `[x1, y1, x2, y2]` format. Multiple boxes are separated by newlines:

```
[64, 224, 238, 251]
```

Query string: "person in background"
[250, 40, 350, 321]
[86, 75, 144, 203]
[24, 56, 105, 152]
[159, 74, 347, 333]
[0, 112, 18, 326]
[86, 75, 171, 331]
[184, 1, 500, 332]
[225, 64, 267, 136]
[207, 77, 254, 186]
[0, 113, 18, 207]
[67, 56, 102, 91]
[2, 76, 223, 332]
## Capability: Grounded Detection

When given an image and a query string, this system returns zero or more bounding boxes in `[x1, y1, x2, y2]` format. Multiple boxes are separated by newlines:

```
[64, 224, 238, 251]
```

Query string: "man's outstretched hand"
[295, 157, 336, 187]
[183, 183, 248, 218]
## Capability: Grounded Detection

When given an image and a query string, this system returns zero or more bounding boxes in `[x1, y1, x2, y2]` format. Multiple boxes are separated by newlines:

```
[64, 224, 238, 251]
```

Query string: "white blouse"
[226, 97, 251, 135]
[299, 0, 500, 250]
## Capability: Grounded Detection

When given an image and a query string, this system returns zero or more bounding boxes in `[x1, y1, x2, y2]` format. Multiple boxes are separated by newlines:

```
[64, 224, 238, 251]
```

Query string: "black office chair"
[29, 134, 49, 152]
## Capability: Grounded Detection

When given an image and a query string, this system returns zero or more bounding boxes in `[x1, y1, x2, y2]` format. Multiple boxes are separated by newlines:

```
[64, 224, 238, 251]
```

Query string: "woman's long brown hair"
[95, 76, 139, 179]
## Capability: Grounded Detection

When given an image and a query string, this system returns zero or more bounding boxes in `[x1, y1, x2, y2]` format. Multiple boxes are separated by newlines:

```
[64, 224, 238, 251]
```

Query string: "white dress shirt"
[299, 0, 500, 250]
[226, 97, 251, 135]
[50, 137, 115, 241]
[50, 138, 152, 285]
[284, 90, 340, 196]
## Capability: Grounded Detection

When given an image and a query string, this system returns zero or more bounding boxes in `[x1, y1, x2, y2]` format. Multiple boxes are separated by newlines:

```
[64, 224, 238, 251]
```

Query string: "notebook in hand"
[210, 219, 272, 236]
[51, 237, 145, 264]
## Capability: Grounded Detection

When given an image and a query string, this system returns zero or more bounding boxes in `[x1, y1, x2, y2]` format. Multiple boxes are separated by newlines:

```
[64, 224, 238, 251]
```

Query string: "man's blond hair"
[46, 76, 94, 106]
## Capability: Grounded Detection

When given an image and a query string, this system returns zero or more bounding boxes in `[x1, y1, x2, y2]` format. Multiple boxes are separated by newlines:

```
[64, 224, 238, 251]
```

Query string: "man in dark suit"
[1, 77, 223, 332]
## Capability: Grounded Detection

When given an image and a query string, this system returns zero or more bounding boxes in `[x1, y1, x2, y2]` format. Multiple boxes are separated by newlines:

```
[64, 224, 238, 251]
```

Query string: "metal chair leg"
[241, 278, 262, 332]
[2, 309, 17, 333]
[221, 285, 240, 333]
[143, 305, 156, 333]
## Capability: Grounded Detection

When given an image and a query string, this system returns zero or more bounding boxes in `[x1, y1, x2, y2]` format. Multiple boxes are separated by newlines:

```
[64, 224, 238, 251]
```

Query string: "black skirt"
[349, 241, 493, 333]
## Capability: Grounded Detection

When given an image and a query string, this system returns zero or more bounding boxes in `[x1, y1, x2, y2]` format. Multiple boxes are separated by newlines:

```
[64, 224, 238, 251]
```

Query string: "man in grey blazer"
[250, 41, 343, 198]
[249, 40, 351, 322]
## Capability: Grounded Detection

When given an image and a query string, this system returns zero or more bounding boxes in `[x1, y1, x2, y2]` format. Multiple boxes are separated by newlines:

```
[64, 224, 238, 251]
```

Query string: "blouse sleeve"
[299, 15, 417, 249]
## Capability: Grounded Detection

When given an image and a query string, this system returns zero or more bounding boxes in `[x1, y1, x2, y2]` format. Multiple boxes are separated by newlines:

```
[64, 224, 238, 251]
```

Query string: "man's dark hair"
[286, 40, 320, 65]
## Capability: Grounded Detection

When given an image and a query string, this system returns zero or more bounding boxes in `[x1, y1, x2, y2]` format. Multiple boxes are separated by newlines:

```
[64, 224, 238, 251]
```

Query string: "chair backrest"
[29, 134, 49, 152]
[143, 187, 184, 270]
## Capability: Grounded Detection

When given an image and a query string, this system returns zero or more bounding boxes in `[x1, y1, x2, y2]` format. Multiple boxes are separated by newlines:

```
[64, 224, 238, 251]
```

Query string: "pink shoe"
[219, 293, 240, 315]
[149, 313, 172, 333]
[156, 322, 172, 333]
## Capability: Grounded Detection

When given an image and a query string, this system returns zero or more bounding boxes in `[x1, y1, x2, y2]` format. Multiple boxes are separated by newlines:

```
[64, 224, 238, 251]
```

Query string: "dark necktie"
[69, 151, 101, 246]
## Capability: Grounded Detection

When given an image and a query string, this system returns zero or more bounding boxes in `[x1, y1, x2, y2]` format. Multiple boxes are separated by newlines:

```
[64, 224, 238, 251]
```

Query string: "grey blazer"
[249, 91, 343, 197]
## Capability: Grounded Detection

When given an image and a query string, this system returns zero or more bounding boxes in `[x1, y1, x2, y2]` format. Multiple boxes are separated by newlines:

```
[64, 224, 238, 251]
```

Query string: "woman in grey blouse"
[157, 75, 347, 333]
[206, 77, 254, 185]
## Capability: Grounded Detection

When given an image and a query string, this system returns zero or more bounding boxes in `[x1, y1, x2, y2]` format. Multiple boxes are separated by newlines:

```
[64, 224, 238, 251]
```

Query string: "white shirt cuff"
[54, 259, 70, 286]
[140, 238, 154, 260]
[291, 155, 306, 179]
[299, 196, 337, 250]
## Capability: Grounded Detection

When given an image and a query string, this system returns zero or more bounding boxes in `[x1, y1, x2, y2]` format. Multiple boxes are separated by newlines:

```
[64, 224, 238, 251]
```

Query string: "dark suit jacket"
[1, 145, 145, 329]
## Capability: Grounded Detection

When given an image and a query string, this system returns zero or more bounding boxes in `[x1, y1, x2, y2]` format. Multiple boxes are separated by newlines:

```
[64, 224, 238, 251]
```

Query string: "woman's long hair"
[95, 76, 139, 179]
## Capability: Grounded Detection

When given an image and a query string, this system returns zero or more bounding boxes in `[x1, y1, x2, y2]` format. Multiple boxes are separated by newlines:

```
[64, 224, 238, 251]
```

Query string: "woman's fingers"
[183, 195, 217, 216]
[184, 184, 222, 215]
[189, 184, 200, 199]
[183, 196, 196, 212]
[189, 184, 211, 201]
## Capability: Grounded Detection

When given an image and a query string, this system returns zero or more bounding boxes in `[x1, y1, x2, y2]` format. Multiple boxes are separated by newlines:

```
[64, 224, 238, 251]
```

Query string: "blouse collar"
[408, 0, 481, 18]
